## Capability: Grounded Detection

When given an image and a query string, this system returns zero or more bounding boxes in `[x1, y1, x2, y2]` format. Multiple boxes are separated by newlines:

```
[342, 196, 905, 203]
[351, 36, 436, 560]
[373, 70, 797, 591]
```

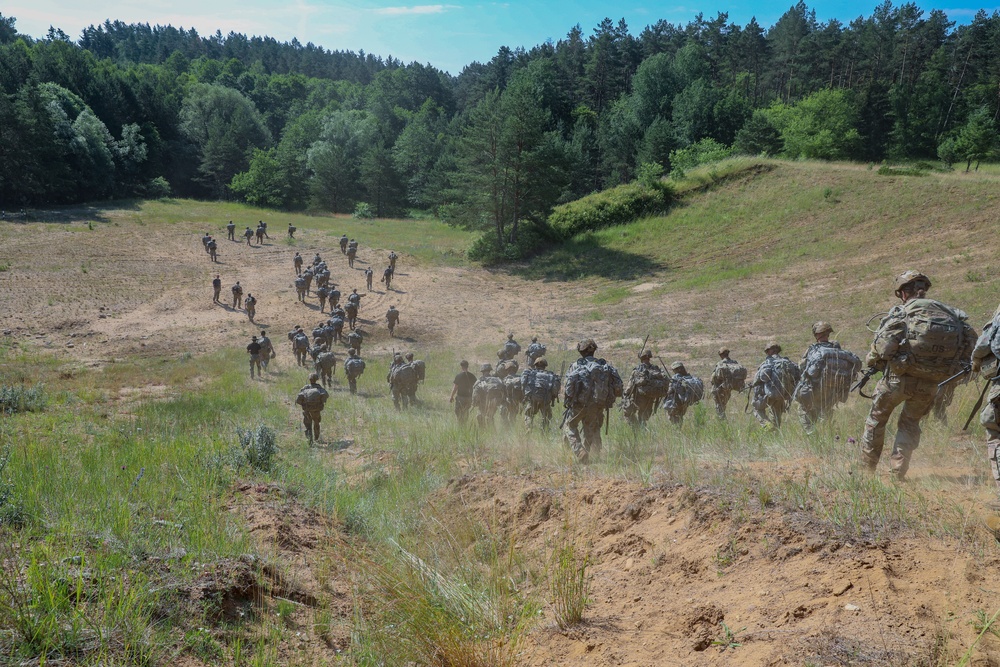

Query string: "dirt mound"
[437, 472, 1000, 666]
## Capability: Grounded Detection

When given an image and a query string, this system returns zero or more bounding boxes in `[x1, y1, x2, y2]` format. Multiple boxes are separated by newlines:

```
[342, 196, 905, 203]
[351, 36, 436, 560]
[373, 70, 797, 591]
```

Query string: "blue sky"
[5, 1, 993, 74]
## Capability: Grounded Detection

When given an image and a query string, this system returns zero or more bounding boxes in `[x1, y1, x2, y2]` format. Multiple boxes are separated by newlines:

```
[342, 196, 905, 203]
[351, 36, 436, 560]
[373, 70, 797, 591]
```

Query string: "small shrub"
[547, 182, 672, 239]
[669, 139, 734, 179]
[0, 384, 47, 415]
[144, 176, 171, 199]
[352, 202, 374, 219]
[467, 223, 548, 264]
[235, 425, 278, 473]
[550, 544, 589, 629]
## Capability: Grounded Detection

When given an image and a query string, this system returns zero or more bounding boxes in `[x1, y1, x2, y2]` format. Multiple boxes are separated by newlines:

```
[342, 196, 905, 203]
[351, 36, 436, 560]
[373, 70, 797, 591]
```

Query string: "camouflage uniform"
[207, 238, 218, 262]
[212, 276, 222, 303]
[293, 253, 303, 275]
[287, 223, 296, 238]
[710, 348, 745, 419]
[294, 276, 307, 302]
[365, 267, 374, 290]
[662, 363, 703, 426]
[563, 340, 623, 463]
[226, 221, 236, 240]
[860, 272, 975, 479]
[296, 375, 328, 443]
[347, 330, 363, 354]
[292, 332, 310, 367]
[258, 333, 274, 370]
[381, 266, 393, 290]
[972, 305, 1000, 490]
[620, 353, 667, 426]
[244, 294, 256, 323]
[386, 307, 399, 336]
[316, 286, 329, 312]
[340, 235, 349, 254]
[751, 343, 800, 428]
[344, 350, 365, 394]
[387, 356, 417, 410]
[347, 245, 357, 268]
[472, 365, 504, 428]
[247, 337, 262, 378]
[231, 282, 243, 308]
[244, 227, 254, 245]
[315, 350, 337, 387]
[794, 323, 861, 433]
[388, 251, 398, 271]
[521, 359, 560, 429]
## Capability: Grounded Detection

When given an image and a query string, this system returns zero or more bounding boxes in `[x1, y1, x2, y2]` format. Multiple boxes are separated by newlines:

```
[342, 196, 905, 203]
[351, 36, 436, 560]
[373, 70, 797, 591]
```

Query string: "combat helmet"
[577, 338, 598, 355]
[638, 349, 653, 360]
[670, 361, 686, 374]
[718, 347, 730, 357]
[534, 357, 548, 368]
[764, 341, 781, 353]
[894, 270, 931, 298]
[812, 321, 833, 335]
[480, 363, 493, 372]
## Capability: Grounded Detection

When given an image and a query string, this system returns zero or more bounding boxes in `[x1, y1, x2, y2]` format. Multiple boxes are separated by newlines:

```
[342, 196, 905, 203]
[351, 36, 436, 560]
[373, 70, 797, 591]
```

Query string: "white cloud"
[375, 4, 457, 16]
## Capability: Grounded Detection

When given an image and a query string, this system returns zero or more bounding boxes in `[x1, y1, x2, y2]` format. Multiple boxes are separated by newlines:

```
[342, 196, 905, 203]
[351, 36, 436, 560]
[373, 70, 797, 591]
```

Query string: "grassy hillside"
[4, 163, 1000, 666]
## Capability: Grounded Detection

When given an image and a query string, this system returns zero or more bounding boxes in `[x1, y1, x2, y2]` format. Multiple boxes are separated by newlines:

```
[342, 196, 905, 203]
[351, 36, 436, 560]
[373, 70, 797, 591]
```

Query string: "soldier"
[295, 373, 328, 444]
[365, 266, 374, 291]
[344, 349, 366, 395]
[621, 350, 668, 426]
[450, 360, 478, 425]
[382, 265, 394, 290]
[347, 289, 363, 308]
[212, 274, 222, 304]
[244, 293, 257, 323]
[972, 304, 1000, 498]
[226, 220, 236, 241]
[293, 252, 303, 276]
[499, 333, 521, 361]
[347, 330, 363, 354]
[316, 285, 329, 313]
[562, 339, 623, 463]
[247, 335, 263, 379]
[329, 285, 341, 309]
[339, 234, 349, 254]
[231, 281, 244, 308]
[525, 337, 547, 366]
[243, 226, 254, 245]
[495, 353, 519, 380]
[312, 252, 322, 266]
[403, 352, 425, 406]
[861, 271, 975, 480]
[387, 354, 417, 410]
[294, 274, 307, 303]
[662, 362, 704, 426]
[710, 348, 747, 419]
[386, 305, 400, 337]
[346, 244, 357, 268]
[751, 342, 800, 428]
[500, 370, 524, 424]
[258, 220, 269, 240]
[292, 328, 311, 367]
[287, 222, 296, 238]
[793, 322, 862, 434]
[329, 311, 346, 343]
[314, 348, 337, 388]
[388, 251, 398, 271]
[207, 237, 218, 262]
[345, 301, 359, 331]
[302, 268, 315, 296]
[472, 363, 505, 429]
[521, 357, 561, 429]
[201, 232, 211, 251]
[258, 330, 275, 370]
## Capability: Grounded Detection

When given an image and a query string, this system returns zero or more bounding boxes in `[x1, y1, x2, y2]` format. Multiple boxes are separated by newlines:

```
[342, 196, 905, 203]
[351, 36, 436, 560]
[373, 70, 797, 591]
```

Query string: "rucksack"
[472, 376, 504, 407]
[293, 333, 309, 351]
[526, 342, 547, 361]
[391, 363, 417, 388]
[345, 357, 366, 377]
[758, 356, 800, 401]
[315, 352, 336, 371]
[296, 385, 327, 409]
[411, 360, 426, 382]
[503, 376, 524, 404]
[495, 359, 519, 379]
[890, 299, 973, 382]
[803, 343, 861, 388]
[712, 360, 748, 392]
[565, 358, 623, 409]
[665, 375, 704, 410]
[626, 367, 670, 399]
[503, 340, 521, 358]
[522, 369, 559, 401]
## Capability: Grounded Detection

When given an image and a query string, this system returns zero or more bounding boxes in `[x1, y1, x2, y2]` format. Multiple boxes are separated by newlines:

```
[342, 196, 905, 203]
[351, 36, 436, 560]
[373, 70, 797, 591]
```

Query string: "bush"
[352, 202, 374, 219]
[547, 182, 672, 239]
[0, 384, 47, 415]
[0, 446, 25, 528]
[144, 176, 171, 199]
[467, 223, 548, 264]
[234, 425, 278, 473]
[669, 138, 734, 179]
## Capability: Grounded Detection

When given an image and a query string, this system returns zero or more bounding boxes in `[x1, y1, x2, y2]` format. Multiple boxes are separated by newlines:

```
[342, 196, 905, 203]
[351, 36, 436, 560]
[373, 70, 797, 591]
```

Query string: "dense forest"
[1, 3, 999, 253]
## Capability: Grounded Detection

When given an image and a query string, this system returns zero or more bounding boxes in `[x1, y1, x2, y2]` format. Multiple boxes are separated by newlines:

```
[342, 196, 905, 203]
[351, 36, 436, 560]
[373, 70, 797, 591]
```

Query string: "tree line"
[1, 2, 998, 255]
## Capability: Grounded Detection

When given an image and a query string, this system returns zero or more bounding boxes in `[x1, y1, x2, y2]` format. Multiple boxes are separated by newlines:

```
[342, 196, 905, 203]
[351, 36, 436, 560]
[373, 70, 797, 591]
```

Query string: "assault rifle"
[938, 364, 972, 389]
[850, 367, 881, 398]
[964, 371, 1000, 431]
